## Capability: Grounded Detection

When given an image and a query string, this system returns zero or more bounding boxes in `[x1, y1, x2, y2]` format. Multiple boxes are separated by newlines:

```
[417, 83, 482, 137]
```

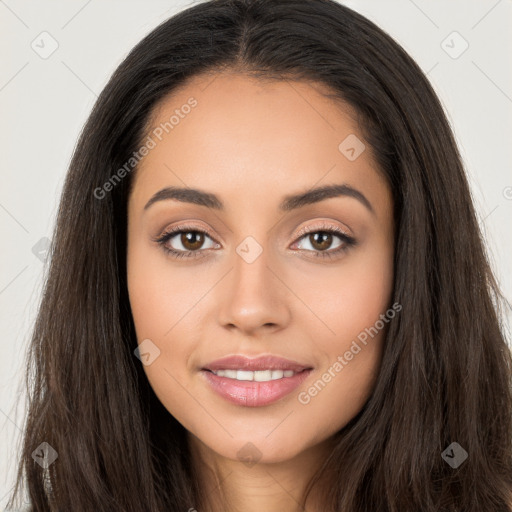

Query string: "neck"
[187, 433, 334, 512]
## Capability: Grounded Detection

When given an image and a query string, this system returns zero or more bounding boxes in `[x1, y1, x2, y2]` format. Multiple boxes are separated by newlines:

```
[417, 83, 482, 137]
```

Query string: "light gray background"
[1, 0, 511, 507]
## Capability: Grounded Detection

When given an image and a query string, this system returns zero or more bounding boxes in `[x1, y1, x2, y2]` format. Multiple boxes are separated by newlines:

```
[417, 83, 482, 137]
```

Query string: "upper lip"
[202, 355, 313, 373]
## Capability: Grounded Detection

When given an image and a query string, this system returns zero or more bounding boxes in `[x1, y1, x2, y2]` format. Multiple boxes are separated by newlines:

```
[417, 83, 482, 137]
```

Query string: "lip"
[202, 355, 312, 373]
[201, 355, 313, 407]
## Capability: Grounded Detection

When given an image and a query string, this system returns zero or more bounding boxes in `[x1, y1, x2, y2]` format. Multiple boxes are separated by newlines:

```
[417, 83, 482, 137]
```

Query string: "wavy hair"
[8, 0, 512, 510]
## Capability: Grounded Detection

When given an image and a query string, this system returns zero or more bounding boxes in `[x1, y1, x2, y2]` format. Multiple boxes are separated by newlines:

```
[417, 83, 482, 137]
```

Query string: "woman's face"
[127, 72, 394, 465]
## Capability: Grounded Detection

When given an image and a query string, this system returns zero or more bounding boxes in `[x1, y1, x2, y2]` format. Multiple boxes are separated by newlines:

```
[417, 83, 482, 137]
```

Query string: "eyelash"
[154, 222, 356, 261]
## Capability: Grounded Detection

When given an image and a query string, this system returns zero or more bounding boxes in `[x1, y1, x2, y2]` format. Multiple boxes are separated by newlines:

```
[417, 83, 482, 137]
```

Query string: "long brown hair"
[7, 0, 512, 510]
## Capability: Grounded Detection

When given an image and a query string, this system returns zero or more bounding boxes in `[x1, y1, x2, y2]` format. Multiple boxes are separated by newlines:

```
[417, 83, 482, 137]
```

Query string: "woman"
[8, 0, 512, 510]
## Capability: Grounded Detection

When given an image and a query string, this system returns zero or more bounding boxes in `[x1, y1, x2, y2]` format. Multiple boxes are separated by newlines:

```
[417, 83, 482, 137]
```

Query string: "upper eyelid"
[155, 223, 217, 242]
[295, 222, 352, 237]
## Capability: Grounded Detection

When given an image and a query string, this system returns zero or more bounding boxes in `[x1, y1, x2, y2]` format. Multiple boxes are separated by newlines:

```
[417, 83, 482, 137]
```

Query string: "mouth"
[204, 368, 302, 381]
[200, 355, 313, 407]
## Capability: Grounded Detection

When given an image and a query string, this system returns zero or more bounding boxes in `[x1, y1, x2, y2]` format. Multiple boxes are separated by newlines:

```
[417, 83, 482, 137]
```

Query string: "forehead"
[130, 72, 388, 215]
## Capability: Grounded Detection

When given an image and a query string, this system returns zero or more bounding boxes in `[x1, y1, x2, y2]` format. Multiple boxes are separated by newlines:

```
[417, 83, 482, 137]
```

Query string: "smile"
[200, 354, 314, 407]
[209, 369, 297, 381]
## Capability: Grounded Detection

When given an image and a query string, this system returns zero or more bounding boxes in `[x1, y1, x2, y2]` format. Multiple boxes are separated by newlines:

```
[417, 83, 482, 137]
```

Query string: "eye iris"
[182, 231, 204, 251]
[310, 232, 332, 251]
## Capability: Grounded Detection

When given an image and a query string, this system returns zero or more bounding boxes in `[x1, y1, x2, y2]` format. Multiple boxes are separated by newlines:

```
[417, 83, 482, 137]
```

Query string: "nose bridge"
[232, 232, 275, 303]
[216, 230, 290, 332]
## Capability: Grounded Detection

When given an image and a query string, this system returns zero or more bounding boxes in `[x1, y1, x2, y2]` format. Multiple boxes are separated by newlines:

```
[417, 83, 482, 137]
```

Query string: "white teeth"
[254, 370, 272, 382]
[213, 369, 298, 381]
[271, 370, 284, 379]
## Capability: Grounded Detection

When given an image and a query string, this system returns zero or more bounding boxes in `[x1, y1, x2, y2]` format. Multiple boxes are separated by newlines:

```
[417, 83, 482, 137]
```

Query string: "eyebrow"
[143, 183, 374, 215]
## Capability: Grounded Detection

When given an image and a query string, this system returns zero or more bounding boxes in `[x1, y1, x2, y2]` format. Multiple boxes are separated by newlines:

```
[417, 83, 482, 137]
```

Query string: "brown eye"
[308, 232, 334, 252]
[296, 230, 346, 253]
[155, 226, 219, 259]
[179, 231, 205, 251]
[292, 224, 356, 260]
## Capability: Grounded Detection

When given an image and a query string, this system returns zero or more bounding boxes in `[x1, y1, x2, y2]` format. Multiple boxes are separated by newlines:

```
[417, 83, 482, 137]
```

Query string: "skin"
[126, 72, 394, 512]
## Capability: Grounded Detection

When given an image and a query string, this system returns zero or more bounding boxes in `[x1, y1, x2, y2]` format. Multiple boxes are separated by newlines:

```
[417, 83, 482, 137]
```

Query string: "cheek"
[127, 240, 193, 338]
[127, 244, 202, 429]
[294, 239, 394, 348]
[297, 331, 385, 442]
[291, 241, 393, 430]
[127, 241, 190, 369]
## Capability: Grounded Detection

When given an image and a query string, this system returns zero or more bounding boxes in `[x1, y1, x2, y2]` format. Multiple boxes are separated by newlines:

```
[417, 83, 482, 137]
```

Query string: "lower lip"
[201, 369, 312, 407]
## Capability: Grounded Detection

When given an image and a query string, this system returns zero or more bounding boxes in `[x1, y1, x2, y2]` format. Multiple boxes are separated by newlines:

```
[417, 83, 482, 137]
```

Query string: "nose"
[216, 243, 291, 336]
